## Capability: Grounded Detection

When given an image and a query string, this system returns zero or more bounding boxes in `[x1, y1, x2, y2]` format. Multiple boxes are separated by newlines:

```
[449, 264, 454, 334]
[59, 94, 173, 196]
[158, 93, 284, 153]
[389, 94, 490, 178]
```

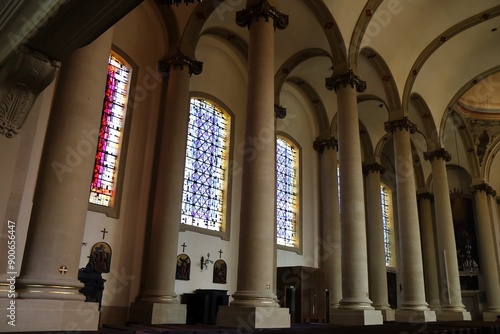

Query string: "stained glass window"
[381, 185, 392, 266]
[181, 99, 229, 232]
[276, 136, 298, 247]
[89, 54, 131, 207]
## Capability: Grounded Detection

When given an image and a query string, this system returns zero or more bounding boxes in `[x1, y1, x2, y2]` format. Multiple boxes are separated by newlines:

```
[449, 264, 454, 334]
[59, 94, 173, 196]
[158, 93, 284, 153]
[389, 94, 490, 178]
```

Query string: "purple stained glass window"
[89, 54, 130, 207]
[276, 137, 297, 247]
[181, 99, 229, 231]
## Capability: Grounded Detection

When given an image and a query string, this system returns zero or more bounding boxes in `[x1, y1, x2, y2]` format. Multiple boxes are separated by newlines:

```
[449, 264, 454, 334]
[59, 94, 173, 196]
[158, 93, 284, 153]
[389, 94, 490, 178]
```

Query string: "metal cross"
[181, 242, 187, 252]
[218, 249, 223, 259]
[101, 228, 108, 240]
[59, 265, 68, 275]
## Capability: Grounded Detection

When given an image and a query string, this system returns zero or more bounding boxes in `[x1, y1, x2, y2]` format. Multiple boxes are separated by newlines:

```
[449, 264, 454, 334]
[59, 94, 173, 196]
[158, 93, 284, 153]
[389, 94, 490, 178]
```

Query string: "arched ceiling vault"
[164, 0, 500, 189]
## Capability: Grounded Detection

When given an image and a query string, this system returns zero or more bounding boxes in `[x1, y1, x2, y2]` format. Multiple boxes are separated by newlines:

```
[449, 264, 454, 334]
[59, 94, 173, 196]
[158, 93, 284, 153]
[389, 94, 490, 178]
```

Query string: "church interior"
[1, 0, 500, 332]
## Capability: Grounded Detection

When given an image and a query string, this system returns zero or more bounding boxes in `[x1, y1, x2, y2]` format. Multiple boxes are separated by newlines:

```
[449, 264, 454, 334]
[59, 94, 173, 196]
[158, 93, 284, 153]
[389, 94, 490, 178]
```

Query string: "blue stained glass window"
[181, 99, 229, 231]
[381, 185, 392, 266]
[89, 54, 130, 207]
[276, 136, 298, 247]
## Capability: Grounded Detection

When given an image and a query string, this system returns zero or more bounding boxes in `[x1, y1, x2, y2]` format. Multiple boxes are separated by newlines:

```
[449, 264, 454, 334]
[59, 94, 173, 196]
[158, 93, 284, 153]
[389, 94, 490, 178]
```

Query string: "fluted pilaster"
[385, 117, 435, 323]
[363, 163, 394, 321]
[325, 70, 382, 325]
[314, 137, 342, 311]
[470, 183, 500, 320]
[217, 1, 290, 329]
[423, 149, 469, 320]
[416, 192, 441, 311]
[129, 48, 203, 325]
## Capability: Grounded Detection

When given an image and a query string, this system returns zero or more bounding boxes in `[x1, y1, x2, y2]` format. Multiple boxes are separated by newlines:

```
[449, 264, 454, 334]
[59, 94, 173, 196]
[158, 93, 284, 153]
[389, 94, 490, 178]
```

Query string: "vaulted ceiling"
[163, 0, 500, 188]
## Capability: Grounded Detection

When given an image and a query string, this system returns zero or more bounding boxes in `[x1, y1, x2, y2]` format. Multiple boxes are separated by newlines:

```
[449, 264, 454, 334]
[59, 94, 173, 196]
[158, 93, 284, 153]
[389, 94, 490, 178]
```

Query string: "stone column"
[416, 192, 441, 311]
[313, 137, 342, 314]
[216, 0, 290, 329]
[470, 183, 500, 321]
[423, 149, 470, 320]
[325, 69, 383, 326]
[3, 29, 114, 332]
[363, 163, 394, 321]
[128, 49, 202, 325]
[384, 117, 436, 323]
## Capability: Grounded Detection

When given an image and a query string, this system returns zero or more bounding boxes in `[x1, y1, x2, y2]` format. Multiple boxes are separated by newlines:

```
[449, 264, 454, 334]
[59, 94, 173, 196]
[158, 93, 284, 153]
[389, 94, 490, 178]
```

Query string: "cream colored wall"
[276, 84, 320, 268]
[78, 2, 167, 323]
[80, 0, 322, 318]
[172, 34, 247, 300]
[0, 79, 55, 278]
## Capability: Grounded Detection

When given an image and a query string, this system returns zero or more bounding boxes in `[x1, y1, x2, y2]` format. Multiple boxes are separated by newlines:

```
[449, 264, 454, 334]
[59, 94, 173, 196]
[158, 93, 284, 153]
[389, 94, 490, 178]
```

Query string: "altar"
[182, 289, 229, 325]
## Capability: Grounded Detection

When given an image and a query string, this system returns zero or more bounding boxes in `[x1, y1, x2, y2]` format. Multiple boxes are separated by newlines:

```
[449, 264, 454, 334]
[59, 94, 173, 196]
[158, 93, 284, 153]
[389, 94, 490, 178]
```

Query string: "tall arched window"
[276, 136, 299, 248]
[89, 53, 132, 218]
[380, 183, 395, 267]
[180, 98, 231, 238]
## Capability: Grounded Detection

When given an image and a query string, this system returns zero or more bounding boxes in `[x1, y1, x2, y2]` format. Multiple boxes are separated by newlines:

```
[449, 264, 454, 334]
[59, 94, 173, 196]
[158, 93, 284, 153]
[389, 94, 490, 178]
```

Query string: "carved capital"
[362, 163, 386, 175]
[157, 49, 203, 78]
[236, 0, 289, 30]
[469, 182, 495, 196]
[0, 46, 59, 138]
[325, 69, 366, 93]
[417, 192, 434, 202]
[313, 137, 338, 153]
[423, 148, 452, 162]
[384, 117, 417, 134]
[274, 104, 286, 119]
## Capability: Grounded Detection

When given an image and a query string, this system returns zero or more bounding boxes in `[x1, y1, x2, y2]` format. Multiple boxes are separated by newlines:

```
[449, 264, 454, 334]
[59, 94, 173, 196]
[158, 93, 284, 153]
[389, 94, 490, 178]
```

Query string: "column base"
[381, 308, 395, 322]
[482, 311, 500, 322]
[395, 309, 436, 323]
[216, 306, 290, 329]
[436, 310, 471, 321]
[330, 309, 383, 326]
[128, 301, 186, 324]
[0, 299, 99, 332]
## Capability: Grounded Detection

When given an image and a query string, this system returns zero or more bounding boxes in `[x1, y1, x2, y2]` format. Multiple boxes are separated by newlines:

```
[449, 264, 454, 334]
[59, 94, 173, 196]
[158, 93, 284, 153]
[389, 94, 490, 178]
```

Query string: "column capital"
[0, 46, 60, 138]
[274, 104, 286, 119]
[423, 148, 452, 162]
[417, 192, 434, 202]
[325, 69, 366, 93]
[384, 117, 417, 134]
[362, 163, 386, 175]
[158, 48, 203, 78]
[236, 0, 289, 30]
[313, 136, 338, 153]
[470, 182, 496, 197]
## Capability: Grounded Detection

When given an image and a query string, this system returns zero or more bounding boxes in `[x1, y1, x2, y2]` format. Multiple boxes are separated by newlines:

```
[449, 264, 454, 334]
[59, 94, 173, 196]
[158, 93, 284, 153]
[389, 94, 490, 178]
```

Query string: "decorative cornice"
[470, 182, 496, 196]
[362, 163, 386, 175]
[157, 49, 203, 77]
[313, 137, 338, 153]
[274, 104, 286, 119]
[417, 192, 434, 201]
[384, 117, 417, 134]
[423, 148, 452, 162]
[0, 46, 59, 138]
[325, 69, 366, 93]
[236, 0, 289, 30]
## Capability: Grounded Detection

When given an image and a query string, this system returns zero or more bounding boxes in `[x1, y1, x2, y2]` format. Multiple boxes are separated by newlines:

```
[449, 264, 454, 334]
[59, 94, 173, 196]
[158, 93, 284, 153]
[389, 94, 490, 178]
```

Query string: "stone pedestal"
[395, 309, 437, 323]
[382, 308, 396, 322]
[0, 299, 99, 332]
[330, 309, 384, 326]
[216, 306, 290, 329]
[436, 310, 472, 321]
[483, 311, 500, 322]
[128, 302, 187, 324]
